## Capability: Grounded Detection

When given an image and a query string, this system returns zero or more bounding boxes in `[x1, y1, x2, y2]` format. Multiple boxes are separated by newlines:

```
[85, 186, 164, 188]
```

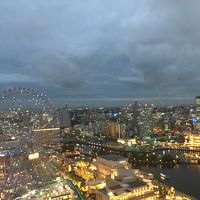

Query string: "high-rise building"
[59, 105, 71, 129]
[130, 101, 140, 136]
[195, 96, 200, 105]
[138, 105, 153, 138]
[194, 96, 200, 132]
[104, 122, 125, 139]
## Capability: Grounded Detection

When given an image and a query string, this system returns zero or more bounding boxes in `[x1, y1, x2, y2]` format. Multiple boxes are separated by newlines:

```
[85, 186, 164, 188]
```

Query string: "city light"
[28, 152, 39, 160]
[0, 87, 199, 199]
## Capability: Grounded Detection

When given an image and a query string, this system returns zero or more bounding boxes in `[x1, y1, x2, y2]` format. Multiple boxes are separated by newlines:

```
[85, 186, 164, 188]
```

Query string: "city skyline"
[52, 95, 197, 107]
[1, 0, 200, 104]
[1, 1, 200, 199]
[0, 86, 199, 199]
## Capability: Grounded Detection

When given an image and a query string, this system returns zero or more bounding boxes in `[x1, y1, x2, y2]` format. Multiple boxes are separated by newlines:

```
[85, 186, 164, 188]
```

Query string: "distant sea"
[52, 96, 194, 108]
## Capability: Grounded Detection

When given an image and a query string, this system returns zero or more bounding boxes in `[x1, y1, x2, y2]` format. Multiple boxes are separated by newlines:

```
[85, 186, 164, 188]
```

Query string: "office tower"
[59, 104, 71, 129]
[131, 101, 140, 135]
[195, 96, 200, 105]
[127, 101, 139, 137]
[193, 96, 200, 132]
[138, 105, 153, 138]
[104, 122, 125, 139]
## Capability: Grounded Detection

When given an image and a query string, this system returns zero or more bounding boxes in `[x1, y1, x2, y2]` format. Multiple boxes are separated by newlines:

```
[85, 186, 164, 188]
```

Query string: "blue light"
[113, 113, 119, 117]
[192, 117, 198, 124]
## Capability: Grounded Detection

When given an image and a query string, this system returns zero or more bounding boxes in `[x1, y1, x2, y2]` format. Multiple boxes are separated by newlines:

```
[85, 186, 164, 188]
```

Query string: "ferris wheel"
[0, 87, 59, 142]
[0, 87, 60, 199]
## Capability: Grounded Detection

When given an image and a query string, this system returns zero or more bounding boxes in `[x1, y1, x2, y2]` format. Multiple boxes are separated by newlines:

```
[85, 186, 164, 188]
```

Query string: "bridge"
[62, 138, 200, 154]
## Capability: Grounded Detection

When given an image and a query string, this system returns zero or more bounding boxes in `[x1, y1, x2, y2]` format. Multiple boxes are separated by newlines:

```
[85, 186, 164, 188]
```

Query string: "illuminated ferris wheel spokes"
[0, 87, 58, 142]
[0, 87, 61, 199]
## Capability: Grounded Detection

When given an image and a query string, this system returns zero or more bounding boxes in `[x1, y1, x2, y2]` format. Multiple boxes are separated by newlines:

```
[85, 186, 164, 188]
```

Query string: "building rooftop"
[109, 184, 123, 190]
[126, 181, 146, 188]
[100, 154, 126, 161]
[98, 181, 147, 196]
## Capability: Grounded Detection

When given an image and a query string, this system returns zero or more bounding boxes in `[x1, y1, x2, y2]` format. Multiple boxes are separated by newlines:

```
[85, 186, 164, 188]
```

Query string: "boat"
[160, 173, 169, 180]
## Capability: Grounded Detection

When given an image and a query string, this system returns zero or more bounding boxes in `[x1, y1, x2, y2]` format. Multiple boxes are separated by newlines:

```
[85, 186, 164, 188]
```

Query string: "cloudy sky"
[1, 0, 200, 106]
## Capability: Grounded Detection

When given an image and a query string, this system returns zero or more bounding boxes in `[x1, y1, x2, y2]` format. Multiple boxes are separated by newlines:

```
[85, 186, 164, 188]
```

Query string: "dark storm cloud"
[1, 0, 200, 102]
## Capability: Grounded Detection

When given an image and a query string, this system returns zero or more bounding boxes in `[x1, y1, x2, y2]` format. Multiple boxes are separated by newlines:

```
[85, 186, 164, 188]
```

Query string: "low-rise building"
[117, 138, 137, 146]
[184, 133, 200, 149]
[95, 181, 158, 200]
[94, 155, 129, 179]
[0, 158, 5, 180]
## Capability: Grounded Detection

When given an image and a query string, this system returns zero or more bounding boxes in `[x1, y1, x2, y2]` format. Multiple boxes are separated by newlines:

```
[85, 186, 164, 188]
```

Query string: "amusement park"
[0, 87, 84, 200]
